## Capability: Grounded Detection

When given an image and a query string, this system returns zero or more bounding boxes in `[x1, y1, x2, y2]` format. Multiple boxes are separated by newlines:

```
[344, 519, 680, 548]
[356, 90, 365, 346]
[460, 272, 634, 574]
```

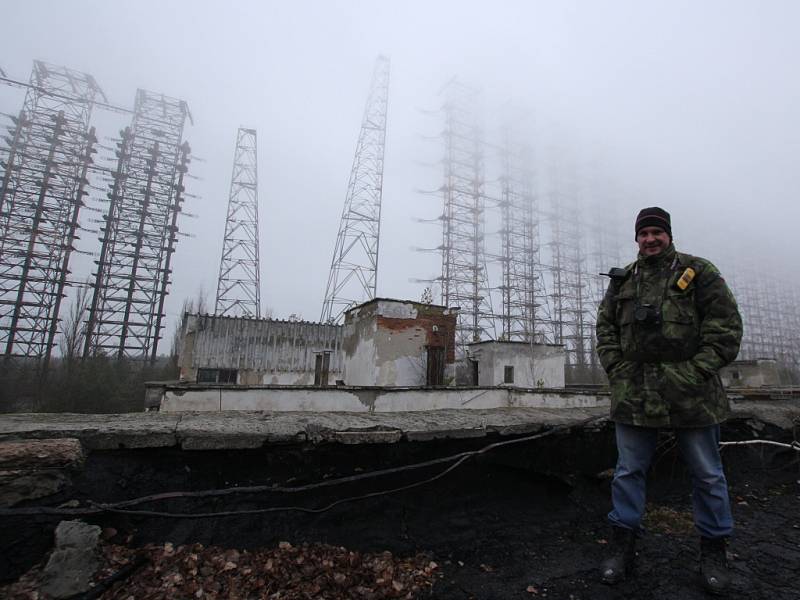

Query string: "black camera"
[634, 303, 661, 327]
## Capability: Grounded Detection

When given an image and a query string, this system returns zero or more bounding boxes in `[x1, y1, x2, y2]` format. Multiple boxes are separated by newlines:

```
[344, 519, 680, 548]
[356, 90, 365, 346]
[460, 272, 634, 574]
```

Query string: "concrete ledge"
[155, 384, 609, 413]
[0, 400, 797, 450]
[0, 413, 181, 450]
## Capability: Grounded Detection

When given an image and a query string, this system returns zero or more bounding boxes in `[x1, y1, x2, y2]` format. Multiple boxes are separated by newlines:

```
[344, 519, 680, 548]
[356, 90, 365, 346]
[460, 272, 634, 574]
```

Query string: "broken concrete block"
[41, 520, 101, 599]
[0, 439, 85, 507]
[0, 469, 68, 507]
[0, 439, 85, 470]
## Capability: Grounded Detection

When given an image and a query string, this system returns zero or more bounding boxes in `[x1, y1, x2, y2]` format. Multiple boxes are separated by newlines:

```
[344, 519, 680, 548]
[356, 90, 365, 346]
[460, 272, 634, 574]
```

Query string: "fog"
[1, 0, 798, 345]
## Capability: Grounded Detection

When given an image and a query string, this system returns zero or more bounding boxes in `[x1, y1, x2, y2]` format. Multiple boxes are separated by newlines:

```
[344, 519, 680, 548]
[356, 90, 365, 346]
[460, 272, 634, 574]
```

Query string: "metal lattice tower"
[215, 127, 261, 318]
[727, 258, 800, 382]
[83, 90, 191, 360]
[321, 55, 390, 323]
[438, 80, 495, 347]
[542, 152, 593, 372]
[497, 129, 541, 342]
[0, 61, 102, 365]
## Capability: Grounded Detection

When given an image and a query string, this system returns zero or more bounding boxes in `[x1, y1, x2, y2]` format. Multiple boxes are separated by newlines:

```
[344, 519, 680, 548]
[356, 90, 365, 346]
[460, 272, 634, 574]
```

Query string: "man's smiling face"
[637, 226, 670, 256]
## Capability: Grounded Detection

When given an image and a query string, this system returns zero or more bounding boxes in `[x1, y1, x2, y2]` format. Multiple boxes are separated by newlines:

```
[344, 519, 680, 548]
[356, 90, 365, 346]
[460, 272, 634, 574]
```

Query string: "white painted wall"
[468, 342, 565, 388]
[158, 385, 608, 412]
[341, 312, 378, 386]
[343, 299, 453, 387]
[720, 359, 781, 387]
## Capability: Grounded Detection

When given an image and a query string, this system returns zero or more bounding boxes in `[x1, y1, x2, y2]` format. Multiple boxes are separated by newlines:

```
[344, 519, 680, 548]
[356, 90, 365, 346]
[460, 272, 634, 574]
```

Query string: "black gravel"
[2, 419, 798, 599]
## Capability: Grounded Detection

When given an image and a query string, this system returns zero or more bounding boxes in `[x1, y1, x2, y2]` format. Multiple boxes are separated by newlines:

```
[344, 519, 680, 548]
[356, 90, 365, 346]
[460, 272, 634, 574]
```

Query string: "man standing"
[595, 207, 742, 594]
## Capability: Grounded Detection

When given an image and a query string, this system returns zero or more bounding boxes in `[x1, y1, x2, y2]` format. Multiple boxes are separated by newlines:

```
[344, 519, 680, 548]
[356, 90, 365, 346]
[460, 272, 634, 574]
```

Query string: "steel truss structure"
[215, 127, 261, 318]
[83, 90, 191, 360]
[583, 168, 626, 371]
[0, 61, 102, 365]
[438, 80, 495, 348]
[729, 260, 800, 378]
[541, 154, 593, 372]
[321, 56, 390, 324]
[497, 130, 541, 342]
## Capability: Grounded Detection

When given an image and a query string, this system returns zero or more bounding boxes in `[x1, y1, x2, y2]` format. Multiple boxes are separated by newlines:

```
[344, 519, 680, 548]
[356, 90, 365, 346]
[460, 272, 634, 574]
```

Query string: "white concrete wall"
[159, 386, 608, 413]
[178, 313, 344, 384]
[259, 371, 333, 386]
[469, 342, 565, 388]
[721, 360, 781, 387]
[342, 312, 379, 386]
[373, 325, 428, 387]
[343, 299, 446, 387]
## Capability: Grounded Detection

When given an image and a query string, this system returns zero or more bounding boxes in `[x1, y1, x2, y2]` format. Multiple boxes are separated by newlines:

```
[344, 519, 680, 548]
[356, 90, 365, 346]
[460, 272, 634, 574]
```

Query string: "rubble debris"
[2, 540, 440, 599]
[40, 520, 102, 598]
[0, 439, 85, 507]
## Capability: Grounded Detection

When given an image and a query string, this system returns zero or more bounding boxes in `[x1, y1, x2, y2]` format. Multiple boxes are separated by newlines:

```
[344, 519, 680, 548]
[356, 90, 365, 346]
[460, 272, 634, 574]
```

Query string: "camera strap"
[633, 255, 680, 304]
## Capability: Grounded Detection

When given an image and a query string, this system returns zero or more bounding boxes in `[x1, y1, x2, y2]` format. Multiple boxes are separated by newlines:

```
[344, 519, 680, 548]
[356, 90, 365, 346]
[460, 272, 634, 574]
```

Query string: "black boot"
[600, 526, 636, 584]
[700, 536, 731, 595]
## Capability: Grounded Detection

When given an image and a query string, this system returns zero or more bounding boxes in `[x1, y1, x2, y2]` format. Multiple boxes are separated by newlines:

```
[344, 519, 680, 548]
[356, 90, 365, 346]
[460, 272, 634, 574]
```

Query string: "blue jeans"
[608, 423, 733, 538]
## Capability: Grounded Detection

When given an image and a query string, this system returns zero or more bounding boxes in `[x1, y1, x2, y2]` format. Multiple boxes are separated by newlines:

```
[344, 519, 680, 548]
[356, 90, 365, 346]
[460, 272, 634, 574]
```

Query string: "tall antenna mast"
[83, 90, 191, 360]
[321, 55, 390, 323]
[498, 126, 540, 341]
[215, 127, 261, 318]
[438, 79, 495, 348]
[0, 61, 102, 366]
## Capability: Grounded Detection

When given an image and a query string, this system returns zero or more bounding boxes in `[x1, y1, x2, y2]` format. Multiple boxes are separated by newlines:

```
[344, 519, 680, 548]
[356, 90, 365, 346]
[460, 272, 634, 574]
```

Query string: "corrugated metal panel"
[189, 315, 344, 373]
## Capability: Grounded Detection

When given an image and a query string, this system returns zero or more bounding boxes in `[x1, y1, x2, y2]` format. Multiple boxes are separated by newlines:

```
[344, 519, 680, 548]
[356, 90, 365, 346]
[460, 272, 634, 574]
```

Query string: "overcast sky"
[1, 1, 798, 347]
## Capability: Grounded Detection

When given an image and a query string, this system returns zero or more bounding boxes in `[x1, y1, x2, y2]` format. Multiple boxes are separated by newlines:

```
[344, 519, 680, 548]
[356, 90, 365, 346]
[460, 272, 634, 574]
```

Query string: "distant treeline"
[0, 355, 177, 414]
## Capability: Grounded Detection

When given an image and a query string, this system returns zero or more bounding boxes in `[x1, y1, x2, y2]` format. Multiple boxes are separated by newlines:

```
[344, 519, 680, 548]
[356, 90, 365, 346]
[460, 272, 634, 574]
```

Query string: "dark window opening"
[504, 365, 514, 384]
[197, 368, 238, 384]
[732, 370, 740, 380]
[471, 359, 479, 386]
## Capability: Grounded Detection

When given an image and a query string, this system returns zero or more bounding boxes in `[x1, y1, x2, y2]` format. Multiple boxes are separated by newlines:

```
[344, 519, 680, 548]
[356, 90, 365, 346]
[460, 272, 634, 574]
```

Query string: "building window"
[732, 370, 740, 380]
[504, 365, 514, 384]
[197, 368, 238, 384]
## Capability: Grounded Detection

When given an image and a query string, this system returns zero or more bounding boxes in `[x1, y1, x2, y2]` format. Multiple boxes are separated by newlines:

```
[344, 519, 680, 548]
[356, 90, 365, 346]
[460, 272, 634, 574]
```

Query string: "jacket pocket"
[662, 361, 720, 423]
[661, 290, 698, 341]
[662, 361, 707, 395]
[609, 359, 636, 382]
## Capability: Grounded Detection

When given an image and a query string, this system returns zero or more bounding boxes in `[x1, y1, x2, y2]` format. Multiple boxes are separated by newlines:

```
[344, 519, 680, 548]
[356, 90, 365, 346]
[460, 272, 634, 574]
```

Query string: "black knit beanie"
[635, 207, 672, 240]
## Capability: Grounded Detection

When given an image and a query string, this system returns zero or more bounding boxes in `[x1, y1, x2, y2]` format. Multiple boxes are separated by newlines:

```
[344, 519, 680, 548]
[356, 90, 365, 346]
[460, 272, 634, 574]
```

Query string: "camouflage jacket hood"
[595, 245, 743, 428]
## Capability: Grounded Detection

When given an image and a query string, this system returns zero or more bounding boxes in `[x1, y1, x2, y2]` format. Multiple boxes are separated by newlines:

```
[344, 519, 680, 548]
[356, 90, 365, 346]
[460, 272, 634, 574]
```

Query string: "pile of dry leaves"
[3, 540, 440, 599]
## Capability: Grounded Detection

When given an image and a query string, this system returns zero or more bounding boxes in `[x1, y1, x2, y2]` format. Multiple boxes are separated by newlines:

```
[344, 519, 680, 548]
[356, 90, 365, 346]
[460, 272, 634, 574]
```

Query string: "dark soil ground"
[2, 420, 799, 599]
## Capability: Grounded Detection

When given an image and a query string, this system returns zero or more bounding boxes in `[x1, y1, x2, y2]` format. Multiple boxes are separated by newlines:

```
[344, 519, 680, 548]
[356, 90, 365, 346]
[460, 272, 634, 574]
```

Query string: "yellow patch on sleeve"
[676, 267, 696, 290]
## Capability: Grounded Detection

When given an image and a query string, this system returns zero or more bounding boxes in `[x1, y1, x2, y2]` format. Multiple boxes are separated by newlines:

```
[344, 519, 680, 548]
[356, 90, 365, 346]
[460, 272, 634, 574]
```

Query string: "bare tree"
[168, 287, 212, 375]
[59, 281, 91, 362]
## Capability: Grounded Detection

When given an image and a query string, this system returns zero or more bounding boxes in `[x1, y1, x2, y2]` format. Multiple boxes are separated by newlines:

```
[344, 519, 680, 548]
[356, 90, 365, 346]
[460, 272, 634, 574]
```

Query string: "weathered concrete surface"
[0, 470, 69, 507]
[468, 340, 566, 388]
[0, 399, 797, 451]
[40, 520, 101, 598]
[0, 439, 84, 470]
[0, 413, 180, 449]
[0, 439, 87, 507]
[159, 384, 609, 413]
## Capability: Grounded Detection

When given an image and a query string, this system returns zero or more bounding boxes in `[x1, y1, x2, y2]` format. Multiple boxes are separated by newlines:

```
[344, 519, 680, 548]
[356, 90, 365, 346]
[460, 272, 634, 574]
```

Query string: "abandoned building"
[177, 313, 344, 386]
[720, 358, 782, 388]
[341, 298, 458, 386]
[153, 297, 584, 412]
[177, 298, 459, 388]
[174, 298, 572, 390]
[466, 340, 565, 388]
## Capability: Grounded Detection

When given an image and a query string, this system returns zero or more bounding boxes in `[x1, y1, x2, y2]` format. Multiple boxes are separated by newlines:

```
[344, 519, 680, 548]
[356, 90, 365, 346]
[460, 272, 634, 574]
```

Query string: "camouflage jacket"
[595, 244, 742, 428]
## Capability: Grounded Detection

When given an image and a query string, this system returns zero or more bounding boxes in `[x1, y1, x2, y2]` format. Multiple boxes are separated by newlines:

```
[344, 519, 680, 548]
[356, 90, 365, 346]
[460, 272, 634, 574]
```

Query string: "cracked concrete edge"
[729, 400, 800, 430]
[0, 402, 797, 450]
[0, 414, 182, 450]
